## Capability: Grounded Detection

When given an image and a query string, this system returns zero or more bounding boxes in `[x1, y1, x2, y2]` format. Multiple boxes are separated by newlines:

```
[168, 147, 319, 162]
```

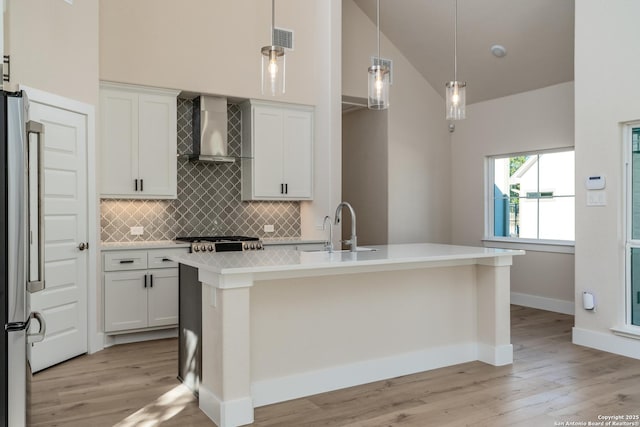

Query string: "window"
[626, 127, 640, 326]
[487, 149, 575, 243]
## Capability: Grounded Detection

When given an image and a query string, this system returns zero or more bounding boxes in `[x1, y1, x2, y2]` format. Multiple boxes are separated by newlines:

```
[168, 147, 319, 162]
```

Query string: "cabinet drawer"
[148, 248, 188, 269]
[104, 251, 148, 271]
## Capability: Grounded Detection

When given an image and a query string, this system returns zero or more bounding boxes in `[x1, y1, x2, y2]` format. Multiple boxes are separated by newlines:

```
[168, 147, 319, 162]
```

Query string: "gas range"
[176, 235, 264, 253]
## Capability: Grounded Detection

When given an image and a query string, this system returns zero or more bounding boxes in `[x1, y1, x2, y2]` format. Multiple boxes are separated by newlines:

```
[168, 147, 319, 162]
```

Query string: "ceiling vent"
[371, 56, 393, 84]
[273, 27, 294, 50]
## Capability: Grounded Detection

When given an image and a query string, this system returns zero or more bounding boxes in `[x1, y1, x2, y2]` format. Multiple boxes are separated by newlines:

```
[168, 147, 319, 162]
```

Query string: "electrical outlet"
[130, 226, 143, 236]
[264, 224, 275, 233]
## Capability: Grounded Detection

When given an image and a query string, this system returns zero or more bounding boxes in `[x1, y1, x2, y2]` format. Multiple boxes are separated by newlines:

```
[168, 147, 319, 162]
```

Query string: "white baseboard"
[511, 292, 574, 315]
[572, 327, 640, 360]
[103, 328, 178, 348]
[478, 343, 513, 366]
[199, 385, 253, 427]
[251, 342, 479, 408]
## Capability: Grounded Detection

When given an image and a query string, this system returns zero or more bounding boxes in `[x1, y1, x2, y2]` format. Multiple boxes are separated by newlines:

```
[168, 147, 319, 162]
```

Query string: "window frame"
[623, 122, 640, 331]
[484, 147, 575, 253]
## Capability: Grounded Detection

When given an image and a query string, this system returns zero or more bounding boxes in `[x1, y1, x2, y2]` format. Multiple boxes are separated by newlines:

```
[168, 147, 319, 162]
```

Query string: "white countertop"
[171, 243, 524, 284]
[101, 240, 191, 251]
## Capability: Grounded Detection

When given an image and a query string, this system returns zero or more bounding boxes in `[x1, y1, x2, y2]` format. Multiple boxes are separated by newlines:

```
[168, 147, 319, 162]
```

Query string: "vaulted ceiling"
[353, 0, 575, 104]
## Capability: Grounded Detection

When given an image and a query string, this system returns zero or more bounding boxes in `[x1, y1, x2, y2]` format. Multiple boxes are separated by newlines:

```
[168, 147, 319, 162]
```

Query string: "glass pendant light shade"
[261, 45, 285, 96]
[445, 81, 466, 120]
[368, 64, 390, 110]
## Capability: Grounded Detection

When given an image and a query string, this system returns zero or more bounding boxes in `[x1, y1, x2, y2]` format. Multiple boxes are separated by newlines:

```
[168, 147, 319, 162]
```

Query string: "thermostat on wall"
[585, 175, 606, 190]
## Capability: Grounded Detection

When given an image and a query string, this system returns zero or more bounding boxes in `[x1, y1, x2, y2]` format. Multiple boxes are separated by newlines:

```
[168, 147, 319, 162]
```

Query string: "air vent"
[371, 56, 393, 84]
[273, 28, 294, 50]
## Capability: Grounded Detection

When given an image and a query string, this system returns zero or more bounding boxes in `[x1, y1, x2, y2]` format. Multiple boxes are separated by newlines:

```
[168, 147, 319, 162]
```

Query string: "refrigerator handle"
[26, 120, 45, 293]
[5, 311, 46, 343]
[26, 311, 46, 344]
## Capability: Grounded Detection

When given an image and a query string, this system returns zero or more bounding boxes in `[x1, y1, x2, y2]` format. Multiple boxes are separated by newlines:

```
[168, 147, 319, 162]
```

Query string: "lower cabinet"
[104, 268, 178, 332]
[103, 247, 186, 334]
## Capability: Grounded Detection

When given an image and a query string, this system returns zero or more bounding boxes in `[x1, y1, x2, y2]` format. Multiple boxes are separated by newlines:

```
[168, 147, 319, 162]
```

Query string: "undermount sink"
[303, 247, 377, 253]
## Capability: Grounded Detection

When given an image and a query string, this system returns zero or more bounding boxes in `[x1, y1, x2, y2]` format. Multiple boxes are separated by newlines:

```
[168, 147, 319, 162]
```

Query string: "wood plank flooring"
[31, 306, 640, 426]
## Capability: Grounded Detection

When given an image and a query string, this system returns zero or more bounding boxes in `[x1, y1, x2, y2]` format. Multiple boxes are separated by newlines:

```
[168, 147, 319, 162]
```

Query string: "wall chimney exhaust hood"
[189, 95, 235, 163]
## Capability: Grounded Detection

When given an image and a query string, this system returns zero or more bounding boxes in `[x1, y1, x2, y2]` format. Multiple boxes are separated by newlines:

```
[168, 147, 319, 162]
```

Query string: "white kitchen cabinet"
[241, 100, 313, 200]
[100, 82, 179, 199]
[104, 270, 149, 332]
[103, 247, 186, 333]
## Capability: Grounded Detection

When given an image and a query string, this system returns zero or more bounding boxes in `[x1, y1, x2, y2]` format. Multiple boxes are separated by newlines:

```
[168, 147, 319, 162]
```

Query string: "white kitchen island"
[172, 243, 523, 427]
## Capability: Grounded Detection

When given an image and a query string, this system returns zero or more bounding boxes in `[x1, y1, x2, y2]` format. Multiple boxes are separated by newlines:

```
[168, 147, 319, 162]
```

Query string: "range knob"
[193, 245, 200, 252]
[244, 243, 249, 250]
[200, 244, 207, 252]
[250, 243, 255, 249]
[257, 243, 263, 250]
[207, 244, 214, 252]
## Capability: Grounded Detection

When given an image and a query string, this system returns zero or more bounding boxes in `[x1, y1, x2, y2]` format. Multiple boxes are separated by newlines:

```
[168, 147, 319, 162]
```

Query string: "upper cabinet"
[241, 100, 314, 201]
[100, 82, 179, 199]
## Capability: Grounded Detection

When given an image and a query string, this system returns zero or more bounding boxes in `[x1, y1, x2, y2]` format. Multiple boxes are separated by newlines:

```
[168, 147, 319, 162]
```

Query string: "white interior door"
[28, 101, 88, 372]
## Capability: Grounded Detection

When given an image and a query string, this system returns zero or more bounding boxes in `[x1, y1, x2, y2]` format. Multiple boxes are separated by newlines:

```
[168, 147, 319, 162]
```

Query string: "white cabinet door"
[138, 94, 177, 198]
[147, 268, 179, 328]
[253, 106, 285, 198]
[100, 83, 178, 199]
[104, 271, 148, 332]
[100, 89, 138, 196]
[241, 101, 314, 201]
[283, 109, 313, 199]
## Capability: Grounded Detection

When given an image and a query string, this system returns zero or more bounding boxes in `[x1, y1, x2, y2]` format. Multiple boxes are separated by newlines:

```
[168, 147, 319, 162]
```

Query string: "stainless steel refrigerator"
[1, 90, 46, 427]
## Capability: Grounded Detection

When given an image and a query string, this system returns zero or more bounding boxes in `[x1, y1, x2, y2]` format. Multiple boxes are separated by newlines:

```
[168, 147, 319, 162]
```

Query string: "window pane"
[631, 129, 640, 239]
[631, 248, 640, 326]
[539, 197, 575, 240]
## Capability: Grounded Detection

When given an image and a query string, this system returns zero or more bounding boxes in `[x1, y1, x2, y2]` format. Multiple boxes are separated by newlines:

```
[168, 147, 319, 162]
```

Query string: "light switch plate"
[587, 190, 606, 206]
[264, 224, 275, 233]
[130, 226, 144, 236]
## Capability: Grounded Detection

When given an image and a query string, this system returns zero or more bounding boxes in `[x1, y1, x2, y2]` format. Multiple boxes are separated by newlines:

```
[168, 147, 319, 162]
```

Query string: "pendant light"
[445, 0, 466, 120]
[261, 0, 285, 96]
[368, 0, 389, 110]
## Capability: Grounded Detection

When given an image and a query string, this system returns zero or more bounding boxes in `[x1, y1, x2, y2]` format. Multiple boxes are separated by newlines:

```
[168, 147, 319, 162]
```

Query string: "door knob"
[77, 242, 89, 251]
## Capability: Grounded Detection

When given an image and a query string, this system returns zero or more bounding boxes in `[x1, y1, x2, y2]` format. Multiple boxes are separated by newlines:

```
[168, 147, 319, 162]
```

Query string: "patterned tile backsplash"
[100, 99, 301, 242]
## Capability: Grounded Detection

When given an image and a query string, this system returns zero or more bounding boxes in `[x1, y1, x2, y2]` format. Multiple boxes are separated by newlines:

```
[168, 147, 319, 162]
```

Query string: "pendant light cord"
[377, 0, 381, 61]
[454, 0, 458, 81]
[271, 0, 275, 44]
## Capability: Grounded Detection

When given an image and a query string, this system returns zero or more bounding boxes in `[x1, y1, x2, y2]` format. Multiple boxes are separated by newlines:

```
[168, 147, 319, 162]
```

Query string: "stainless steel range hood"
[189, 95, 235, 163]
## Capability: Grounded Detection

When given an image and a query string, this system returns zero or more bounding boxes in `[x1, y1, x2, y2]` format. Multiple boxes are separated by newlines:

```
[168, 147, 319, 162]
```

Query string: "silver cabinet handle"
[27, 121, 45, 293]
[27, 311, 46, 344]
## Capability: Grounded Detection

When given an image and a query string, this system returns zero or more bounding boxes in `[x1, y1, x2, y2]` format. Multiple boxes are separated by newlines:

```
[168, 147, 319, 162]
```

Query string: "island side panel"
[200, 284, 254, 427]
[249, 266, 479, 407]
[476, 256, 514, 366]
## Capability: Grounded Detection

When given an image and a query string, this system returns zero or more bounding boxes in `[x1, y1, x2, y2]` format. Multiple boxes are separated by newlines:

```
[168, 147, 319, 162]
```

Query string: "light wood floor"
[31, 306, 640, 426]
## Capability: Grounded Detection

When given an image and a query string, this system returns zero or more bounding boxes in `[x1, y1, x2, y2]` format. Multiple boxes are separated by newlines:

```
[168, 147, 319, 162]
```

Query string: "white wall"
[573, 1, 640, 358]
[342, 108, 388, 245]
[100, 0, 316, 105]
[5, 0, 99, 106]
[342, 0, 451, 244]
[451, 82, 575, 312]
[300, 0, 342, 241]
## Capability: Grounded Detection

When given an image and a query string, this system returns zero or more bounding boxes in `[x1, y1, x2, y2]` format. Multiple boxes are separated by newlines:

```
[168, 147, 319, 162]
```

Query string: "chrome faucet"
[334, 201, 357, 252]
[322, 215, 333, 253]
